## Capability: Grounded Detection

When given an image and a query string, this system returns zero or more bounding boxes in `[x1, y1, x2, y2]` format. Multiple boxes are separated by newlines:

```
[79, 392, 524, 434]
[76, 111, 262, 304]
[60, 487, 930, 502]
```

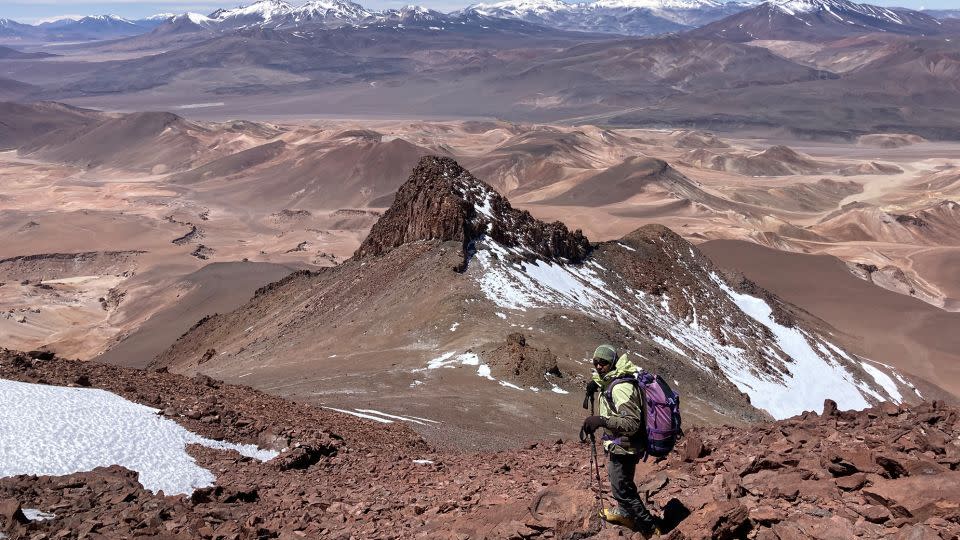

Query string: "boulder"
[834, 473, 867, 491]
[822, 399, 838, 417]
[862, 471, 960, 522]
[682, 431, 707, 462]
[670, 500, 750, 540]
[0, 498, 28, 525]
[854, 504, 891, 524]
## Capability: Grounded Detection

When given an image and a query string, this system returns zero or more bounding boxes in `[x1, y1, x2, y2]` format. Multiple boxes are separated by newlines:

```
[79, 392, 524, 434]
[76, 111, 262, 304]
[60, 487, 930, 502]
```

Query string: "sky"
[2, 0, 957, 24]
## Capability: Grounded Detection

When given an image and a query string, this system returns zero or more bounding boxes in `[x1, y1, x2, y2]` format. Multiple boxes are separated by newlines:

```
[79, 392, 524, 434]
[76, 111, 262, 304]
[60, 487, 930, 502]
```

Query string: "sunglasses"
[593, 359, 612, 368]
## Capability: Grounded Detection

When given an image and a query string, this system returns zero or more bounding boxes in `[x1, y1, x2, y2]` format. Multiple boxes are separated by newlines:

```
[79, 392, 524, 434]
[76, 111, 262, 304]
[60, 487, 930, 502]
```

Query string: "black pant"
[607, 452, 657, 530]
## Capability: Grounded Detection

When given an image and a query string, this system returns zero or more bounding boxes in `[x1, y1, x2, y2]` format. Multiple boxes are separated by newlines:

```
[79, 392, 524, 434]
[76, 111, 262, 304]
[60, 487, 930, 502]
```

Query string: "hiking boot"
[599, 507, 636, 530]
[635, 522, 662, 539]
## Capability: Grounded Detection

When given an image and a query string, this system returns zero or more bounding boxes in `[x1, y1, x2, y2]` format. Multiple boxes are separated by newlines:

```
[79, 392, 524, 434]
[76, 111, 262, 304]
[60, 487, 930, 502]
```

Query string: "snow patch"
[714, 280, 872, 418]
[22, 509, 56, 521]
[477, 364, 495, 380]
[323, 406, 393, 423]
[354, 409, 433, 426]
[422, 352, 484, 374]
[0, 379, 277, 495]
[859, 361, 903, 403]
[173, 102, 225, 110]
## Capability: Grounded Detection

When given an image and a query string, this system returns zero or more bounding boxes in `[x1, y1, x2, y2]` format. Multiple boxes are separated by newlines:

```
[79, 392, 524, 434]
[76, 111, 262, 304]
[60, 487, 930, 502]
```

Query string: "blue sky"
[2, 0, 956, 23]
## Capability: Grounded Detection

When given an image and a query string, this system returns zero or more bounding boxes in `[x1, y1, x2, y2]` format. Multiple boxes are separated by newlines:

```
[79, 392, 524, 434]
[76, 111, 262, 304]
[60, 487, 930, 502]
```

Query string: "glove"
[581, 415, 606, 435]
[582, 380, 600, 409]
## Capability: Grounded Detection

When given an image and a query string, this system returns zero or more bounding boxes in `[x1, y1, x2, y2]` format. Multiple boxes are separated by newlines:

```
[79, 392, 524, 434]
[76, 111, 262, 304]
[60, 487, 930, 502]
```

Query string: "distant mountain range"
[0, 0, 957, 42]
[459, 0, 756, 34]
[0, 15, 168, 41]
[690, 0, 946, 41]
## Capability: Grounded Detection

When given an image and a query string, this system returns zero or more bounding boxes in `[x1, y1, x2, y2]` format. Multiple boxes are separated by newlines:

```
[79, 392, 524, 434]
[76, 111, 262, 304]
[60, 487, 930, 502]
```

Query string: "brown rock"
[880, 402, 901, 416]
[770, 522, 808, 540]
[834, 473, 867, 491]
[822, 399, 838, 417]
[682, 431, 707, 462]
[0, 498, 28, 525]
[355, 157, 590, 266]
[671, 500, 751, 540]
[894, 524, 944, 540]
[875, 454, 908, 479]
[861, 471, 960, 521]
[274, 443, 338, 471]
[748, 506, 782, 525]
[854, 504, 891, 524]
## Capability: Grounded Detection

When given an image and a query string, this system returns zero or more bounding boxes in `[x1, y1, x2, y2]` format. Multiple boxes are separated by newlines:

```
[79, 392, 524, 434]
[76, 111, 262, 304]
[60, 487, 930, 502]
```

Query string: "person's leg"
[607, 453, 658, 531]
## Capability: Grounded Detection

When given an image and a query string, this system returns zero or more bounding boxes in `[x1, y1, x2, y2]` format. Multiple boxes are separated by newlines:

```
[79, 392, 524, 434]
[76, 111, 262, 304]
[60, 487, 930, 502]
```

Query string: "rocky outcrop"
[355, 156, 590, 266]
[483, 333, 563, 387]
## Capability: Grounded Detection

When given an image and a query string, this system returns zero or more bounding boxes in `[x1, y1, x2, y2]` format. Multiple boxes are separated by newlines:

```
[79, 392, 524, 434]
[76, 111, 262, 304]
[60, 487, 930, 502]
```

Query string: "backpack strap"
[602, 374, 639, 411]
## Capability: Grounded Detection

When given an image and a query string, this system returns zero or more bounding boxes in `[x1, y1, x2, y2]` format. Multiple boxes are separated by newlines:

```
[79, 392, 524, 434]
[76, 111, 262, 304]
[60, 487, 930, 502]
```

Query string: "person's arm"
[603, 384, 643, 436]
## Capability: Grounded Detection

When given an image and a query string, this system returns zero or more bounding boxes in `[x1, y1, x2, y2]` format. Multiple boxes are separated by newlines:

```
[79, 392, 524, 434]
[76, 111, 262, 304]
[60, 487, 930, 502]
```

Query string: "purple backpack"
[604, 371, 682, 459]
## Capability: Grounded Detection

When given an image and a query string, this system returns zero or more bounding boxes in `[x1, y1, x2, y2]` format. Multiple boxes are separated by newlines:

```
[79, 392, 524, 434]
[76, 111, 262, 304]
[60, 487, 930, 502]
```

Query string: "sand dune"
[727, 178, 863, 213]
[684, 145, 837, 176]
[544, 156, 733, 209]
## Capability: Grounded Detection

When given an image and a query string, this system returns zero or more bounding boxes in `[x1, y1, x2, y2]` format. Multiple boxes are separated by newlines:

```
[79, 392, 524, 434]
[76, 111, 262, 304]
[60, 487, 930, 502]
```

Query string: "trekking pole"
[589, 396, 605, 525]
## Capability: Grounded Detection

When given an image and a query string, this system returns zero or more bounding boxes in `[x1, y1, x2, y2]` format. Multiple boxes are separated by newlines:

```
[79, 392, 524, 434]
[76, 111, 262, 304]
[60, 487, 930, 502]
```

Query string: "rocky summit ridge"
[1, 351, 959, 539]
[356, 156, 591, 266]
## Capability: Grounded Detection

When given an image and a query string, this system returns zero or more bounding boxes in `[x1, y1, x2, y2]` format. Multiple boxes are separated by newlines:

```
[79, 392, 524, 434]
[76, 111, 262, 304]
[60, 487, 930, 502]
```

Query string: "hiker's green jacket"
[592, 354, 645, 455]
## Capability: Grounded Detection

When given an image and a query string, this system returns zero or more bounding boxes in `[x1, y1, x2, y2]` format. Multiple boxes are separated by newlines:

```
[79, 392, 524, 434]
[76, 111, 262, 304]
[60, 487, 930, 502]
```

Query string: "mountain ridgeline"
[151, 156, 921, 448]
[355, 157, 590, 266]
[4, 0, 957, 42]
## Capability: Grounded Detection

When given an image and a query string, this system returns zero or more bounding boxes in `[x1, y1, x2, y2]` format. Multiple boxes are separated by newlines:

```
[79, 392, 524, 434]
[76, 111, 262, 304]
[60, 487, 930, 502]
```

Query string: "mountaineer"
[581, 344, 671, 537]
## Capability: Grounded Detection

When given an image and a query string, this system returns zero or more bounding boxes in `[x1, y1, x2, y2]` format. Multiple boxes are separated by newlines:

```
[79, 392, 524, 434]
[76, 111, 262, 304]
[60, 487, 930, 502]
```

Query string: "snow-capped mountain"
[207, 0, 373, 29]
[208, 0, 293, 27]
[462, 0, 755, 34]
[287, 0, 375, 25]
[150, 13, 218, 35]
[0, 0, 756, 42]
[0, 18, 41, 39]
[7, 14, 170, 40]
[690, 0, 945, 41]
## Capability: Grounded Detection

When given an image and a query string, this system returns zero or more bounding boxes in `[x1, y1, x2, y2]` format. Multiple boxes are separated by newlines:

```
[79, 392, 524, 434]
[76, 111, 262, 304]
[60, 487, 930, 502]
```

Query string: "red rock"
[822, 399, 838, 417]
[880, 402, 901, 416]
[834, 473, 867, 491]
[894, 524, 945, 540]
[799, 479, 839, 503]
[671, 500, 751, 540]
[682, 431, 707, 462]
[855, 504, 891, 524]
[748, 506, 781, 525]
[770, 522, 808, 540]
[875, 454, 908, 479]
[862, 471, 960, 521]
[0, 498, 28, 525]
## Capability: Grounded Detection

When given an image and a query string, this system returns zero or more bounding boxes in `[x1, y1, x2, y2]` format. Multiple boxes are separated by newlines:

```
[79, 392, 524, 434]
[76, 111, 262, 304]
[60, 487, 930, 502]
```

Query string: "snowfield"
[0, 379, 278, 495]
[468, 235, 913, 420]
[715, 280, 873, 417]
